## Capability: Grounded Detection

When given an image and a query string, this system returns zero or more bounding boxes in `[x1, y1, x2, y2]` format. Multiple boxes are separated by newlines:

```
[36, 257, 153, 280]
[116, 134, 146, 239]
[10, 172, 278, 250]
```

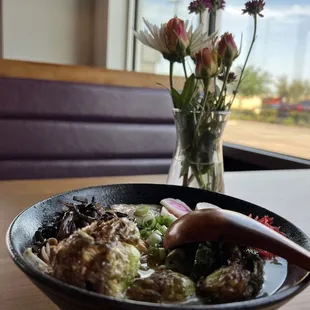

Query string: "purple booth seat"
[0, 77, 176, 180]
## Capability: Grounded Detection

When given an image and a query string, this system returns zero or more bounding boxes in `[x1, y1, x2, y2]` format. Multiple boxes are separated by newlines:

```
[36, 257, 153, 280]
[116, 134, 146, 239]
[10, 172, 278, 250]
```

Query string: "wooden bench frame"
[0, 59, 309, 171]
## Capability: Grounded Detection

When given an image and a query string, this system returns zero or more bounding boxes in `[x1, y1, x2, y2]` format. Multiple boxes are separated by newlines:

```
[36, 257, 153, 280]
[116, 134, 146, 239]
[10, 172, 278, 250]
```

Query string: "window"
[134, 0, 199, 76]
[134, 0, 310, 160]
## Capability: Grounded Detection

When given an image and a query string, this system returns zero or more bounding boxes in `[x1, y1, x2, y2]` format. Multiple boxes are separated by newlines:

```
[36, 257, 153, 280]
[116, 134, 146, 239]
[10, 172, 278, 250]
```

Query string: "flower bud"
[217, 33, 238, 67]
[195, 48, 219, 79]
[165, 17, 190, 53]
[242, 0, 265, 17]
[218, 72, 237, 83]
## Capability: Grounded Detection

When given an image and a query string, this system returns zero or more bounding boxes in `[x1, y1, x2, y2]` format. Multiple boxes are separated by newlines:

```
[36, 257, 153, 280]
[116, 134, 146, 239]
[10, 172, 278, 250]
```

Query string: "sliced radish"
[161, 207, 178, 222]
[195, 202, 221, 211]
[160, 198, 191, 218]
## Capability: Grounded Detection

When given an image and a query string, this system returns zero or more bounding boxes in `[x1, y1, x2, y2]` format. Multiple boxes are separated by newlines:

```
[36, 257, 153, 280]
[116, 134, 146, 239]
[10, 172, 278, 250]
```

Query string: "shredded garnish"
[248, 214, 285, 260]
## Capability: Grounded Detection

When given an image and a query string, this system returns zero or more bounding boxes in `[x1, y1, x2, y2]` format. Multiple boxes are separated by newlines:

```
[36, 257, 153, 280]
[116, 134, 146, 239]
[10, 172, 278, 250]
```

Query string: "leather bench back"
[0, 77, 176, 180]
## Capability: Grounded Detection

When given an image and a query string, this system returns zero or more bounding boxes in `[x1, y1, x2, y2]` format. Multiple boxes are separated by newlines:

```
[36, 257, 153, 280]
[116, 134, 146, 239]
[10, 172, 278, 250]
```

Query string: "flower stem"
[190, 164, 205, 189]
[188, 173, 195, 184]
[202, 78, 210, 112]
[229, 15, 257, 109]
[196, 78, 210, 136]
[182, 59, 188, 79]
[169, 61, 174, 90]
[216, 65, 231, 110]
[180, 60, 189, 186]
[182, 171, 189, 187]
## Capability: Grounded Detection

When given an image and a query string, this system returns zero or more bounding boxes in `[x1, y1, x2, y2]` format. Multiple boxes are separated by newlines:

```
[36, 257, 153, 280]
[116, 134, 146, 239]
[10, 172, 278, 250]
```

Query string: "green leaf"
[171, 87, 183, 109]
[180, 74, 197, 109]
[156, 82, 170, 91]
[179, 158, 190, 178]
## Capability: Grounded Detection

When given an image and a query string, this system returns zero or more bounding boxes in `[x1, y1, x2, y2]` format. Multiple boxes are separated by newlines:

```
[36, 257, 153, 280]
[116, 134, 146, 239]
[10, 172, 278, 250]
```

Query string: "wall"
[92, 0, 131, 70]
[2, 0, 94, 66]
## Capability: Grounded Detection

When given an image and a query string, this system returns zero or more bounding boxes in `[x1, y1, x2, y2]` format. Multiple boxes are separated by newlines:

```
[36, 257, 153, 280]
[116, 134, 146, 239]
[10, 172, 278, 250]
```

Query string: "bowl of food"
[6, 184, 310, 310]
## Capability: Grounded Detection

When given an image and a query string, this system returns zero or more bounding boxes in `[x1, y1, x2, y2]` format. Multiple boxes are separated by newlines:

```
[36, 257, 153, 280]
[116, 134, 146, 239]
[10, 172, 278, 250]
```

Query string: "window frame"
[124, 1, 310, 167]
[93, 0, 136, 70]
[0, 0, 2, 58]
[224, 143, 310, 170]
[130, 0, 203, 73]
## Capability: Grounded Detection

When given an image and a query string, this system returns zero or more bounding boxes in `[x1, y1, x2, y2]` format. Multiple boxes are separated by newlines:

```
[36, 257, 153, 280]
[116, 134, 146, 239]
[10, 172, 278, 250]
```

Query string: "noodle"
[39, 238, 58, 264]
[24, 248, 49, 272]
[22, 197, 271, 305]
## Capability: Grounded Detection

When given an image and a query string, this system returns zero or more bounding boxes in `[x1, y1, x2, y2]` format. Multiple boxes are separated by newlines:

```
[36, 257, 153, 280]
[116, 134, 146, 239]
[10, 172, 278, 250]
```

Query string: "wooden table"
[1, 170, 310, 309]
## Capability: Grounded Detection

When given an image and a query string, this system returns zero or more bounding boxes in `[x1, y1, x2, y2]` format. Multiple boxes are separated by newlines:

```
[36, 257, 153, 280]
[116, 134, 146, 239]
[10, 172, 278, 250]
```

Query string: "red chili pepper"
[248, 214, 285, 259]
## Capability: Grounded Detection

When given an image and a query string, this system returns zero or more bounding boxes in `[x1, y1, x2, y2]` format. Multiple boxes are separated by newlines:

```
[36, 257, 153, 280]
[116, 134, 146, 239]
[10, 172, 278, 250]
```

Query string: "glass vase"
[167, 109, 230, 193]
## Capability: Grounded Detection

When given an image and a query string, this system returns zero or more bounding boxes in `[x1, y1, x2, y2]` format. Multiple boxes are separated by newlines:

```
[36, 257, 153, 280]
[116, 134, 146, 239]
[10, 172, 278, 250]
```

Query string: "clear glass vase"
[167, 109, 230, 193]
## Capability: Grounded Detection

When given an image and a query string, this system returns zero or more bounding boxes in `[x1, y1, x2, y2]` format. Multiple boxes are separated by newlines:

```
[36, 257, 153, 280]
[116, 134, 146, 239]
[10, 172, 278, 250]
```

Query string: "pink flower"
[218, 72, 237, 83]
[217, 33, 239, 67]
[195, 48, 219, 79]
[188, 0, 209, 14]
[242, 0, 265, 17]
[165, 17, 190, 53]
[211, 0, 226, 11]
[134, 18, 216, 63]
[188, 0, 225, 14]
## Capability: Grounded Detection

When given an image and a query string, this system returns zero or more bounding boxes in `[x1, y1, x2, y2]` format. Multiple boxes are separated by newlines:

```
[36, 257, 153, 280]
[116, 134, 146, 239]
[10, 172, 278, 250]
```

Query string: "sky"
[139, 0, 310, 83]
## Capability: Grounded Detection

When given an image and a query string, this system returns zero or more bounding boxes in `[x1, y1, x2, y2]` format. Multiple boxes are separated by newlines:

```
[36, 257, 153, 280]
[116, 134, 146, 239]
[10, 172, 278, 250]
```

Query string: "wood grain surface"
[1, 171, 310, 309]
[0, 59, 185, 89]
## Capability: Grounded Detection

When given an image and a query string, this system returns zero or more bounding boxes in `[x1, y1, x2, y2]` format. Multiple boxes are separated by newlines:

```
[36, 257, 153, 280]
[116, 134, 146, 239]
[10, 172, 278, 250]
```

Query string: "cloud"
[141, 1, 195, 26]
[137, 0, 310, 79]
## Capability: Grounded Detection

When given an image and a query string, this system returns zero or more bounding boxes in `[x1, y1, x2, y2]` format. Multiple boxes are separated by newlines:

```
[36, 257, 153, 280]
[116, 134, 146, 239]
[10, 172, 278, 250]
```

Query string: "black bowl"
[6, 184, 310, 310]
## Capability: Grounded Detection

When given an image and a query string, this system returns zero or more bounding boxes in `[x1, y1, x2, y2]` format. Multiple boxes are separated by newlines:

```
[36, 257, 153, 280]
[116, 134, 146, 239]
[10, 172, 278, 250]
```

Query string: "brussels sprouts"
[198, 262, 264, 304]
[127, 269, 195, 303]
[50, 217, 141, 297]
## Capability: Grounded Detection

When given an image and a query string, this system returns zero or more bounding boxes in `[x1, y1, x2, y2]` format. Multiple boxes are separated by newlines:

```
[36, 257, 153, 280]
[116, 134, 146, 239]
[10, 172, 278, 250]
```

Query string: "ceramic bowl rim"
[6, 183, 310, 310]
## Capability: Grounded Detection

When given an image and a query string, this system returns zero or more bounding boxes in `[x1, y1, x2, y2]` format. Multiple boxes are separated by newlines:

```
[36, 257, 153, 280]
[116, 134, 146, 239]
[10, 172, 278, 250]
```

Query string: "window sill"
[223, 142, 310, 171]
